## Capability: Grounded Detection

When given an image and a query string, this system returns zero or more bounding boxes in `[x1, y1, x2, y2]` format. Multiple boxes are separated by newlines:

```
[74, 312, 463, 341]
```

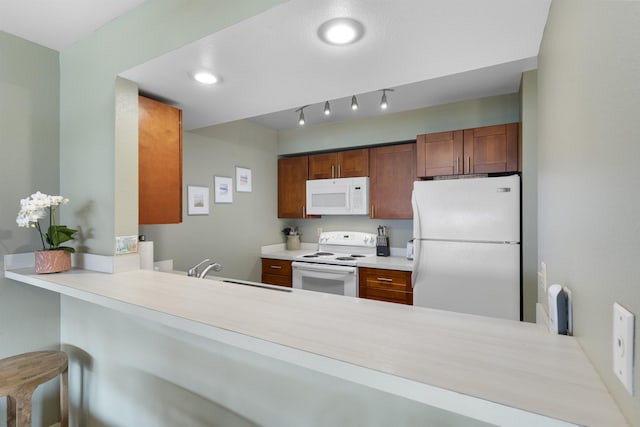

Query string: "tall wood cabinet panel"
[369, 143, 416, 219]
[278, 156, 310, 218]
[308, 148, 369, 179]
[416, 123, 520, 178]
[139, 96, 182, 224]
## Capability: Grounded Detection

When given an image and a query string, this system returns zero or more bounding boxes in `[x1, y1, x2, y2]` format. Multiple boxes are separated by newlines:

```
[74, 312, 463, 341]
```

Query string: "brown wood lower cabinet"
[358, 267, 412, 305]
[261, 258, 292, 287]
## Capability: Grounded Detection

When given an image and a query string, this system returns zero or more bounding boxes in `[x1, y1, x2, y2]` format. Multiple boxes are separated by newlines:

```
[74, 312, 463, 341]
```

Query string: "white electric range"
[291, 231, 377, 297]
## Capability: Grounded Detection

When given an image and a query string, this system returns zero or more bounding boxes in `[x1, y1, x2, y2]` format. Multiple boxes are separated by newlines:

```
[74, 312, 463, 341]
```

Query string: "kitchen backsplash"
[286, 217, 412, 248]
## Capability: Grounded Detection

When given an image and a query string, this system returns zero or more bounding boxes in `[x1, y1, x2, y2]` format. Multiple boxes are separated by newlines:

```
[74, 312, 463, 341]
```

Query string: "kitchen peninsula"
[4, 256, 628, 427]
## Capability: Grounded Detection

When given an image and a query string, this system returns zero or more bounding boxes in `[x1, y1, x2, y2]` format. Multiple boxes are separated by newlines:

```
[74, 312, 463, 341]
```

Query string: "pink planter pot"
[35, 250, 71, 274]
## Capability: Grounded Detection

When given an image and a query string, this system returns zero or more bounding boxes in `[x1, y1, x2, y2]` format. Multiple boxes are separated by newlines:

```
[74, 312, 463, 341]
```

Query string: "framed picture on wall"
[187, 185, 209, 215]
[214, 176, 233, 203]
[235, 166, 252, 192]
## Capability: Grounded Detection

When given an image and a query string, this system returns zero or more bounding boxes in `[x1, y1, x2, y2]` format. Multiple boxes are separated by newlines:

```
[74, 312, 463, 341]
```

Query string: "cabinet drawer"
[261, 258, 292, 276]
[262, 273, 292, 287]
[359, 268, 411, 292]
[359, 286, 413, 305]
[358, 267, 413, 305]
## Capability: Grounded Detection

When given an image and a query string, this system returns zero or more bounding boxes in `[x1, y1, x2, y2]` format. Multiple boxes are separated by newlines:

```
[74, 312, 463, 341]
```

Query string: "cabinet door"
[369, 143, 416, 219]
[337, 148, 369, 177]
[278, 156, 309, 218]
[416, 130, 464, 178]
[463, 123, 519, 174]
[308, 153, 336, 179]
[359, 267, 413, 305]
[139, 96, 182, 224]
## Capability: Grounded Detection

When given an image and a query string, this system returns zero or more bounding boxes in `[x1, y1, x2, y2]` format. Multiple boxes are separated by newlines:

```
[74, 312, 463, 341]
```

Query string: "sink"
[222, 279, 292, 293]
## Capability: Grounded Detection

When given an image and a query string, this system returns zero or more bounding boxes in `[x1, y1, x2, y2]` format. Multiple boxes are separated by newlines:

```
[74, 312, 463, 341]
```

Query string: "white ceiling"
[0, 0, 145, 51]
[1, 0, 550, 131]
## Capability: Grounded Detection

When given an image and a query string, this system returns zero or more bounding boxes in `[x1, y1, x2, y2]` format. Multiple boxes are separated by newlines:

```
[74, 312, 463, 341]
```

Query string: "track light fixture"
[380, 88, 394, 109]
[296, 105, 308, 126]
[294, 89, 393, 125]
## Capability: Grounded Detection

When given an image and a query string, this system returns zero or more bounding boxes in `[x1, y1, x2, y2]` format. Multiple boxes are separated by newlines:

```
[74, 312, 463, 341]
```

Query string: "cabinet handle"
[377, 277, 393, 282]
[270, 265, 282, 269]
[331, 165, 335, 178]
[467, 156, 471, 173]
[456, 157, 460, 174]
[337, 164, 341, 177]
[302, 206, 306, 218]
[370, 204, 375, 219]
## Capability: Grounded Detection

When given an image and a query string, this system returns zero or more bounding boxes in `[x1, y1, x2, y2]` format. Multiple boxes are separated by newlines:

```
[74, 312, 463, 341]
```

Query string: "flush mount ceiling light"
[193, 72, 219, 84]
[380, 88, 394, 109]
[318, 18, 365, 46]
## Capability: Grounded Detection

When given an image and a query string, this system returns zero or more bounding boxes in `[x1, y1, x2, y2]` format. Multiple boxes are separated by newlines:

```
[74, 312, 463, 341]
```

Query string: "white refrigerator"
[411, 175, 521, 320]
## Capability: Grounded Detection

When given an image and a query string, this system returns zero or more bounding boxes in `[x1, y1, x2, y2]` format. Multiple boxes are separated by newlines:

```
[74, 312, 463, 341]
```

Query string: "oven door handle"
[291, 262, 356, 274]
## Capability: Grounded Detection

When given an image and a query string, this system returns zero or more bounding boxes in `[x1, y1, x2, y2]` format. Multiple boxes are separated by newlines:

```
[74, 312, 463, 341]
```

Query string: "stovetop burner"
[292, 231, 377, 266]
[303, 252, 335, 258]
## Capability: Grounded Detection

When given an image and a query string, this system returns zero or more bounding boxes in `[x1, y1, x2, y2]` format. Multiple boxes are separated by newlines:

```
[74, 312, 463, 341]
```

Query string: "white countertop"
[3, 264, 628, 427]
[261, 243, 413, 271]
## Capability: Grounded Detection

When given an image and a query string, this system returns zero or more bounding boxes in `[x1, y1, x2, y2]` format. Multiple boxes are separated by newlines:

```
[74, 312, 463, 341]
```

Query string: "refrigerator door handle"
[411, 189, 421, 289]
[411, 239, 421, 288]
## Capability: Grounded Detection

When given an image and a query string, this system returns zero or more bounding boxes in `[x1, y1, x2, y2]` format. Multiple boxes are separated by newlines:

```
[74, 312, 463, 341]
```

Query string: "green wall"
[278, 93, 520, 155]
[538, 1, 640, 424]
[59, 0, 288, 255]
[140, 119, 283, 281]
[520, 70, 538, 324]
[0, 31, 63, 426]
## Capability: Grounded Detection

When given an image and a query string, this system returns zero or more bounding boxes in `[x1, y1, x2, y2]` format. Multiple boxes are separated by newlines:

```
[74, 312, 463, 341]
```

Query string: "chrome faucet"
[187, 258, 210, 277]
[198, 262, 223, 278]
[187, 258, 223, 278]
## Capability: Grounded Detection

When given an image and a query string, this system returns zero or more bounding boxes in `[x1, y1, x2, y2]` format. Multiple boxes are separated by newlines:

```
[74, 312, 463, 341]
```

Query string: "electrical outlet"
[316, 227, 323, 237]
[613, 302, 635, 395]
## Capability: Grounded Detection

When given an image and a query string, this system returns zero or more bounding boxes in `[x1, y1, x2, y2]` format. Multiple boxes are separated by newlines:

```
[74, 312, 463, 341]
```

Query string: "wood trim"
[506, 123, 519, 172]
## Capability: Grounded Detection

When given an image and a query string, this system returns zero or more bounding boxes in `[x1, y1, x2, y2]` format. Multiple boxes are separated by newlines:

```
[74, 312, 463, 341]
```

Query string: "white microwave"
[306, 177, 369, 215]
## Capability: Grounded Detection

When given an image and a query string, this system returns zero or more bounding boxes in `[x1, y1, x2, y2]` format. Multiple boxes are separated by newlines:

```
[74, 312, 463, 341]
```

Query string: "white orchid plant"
[16, 191, 77, 253]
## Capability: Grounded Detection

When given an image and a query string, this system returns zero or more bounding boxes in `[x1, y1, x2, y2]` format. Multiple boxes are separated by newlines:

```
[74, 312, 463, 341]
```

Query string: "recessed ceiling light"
[318, 18, 364, 46]
[193, 72, 219, 84]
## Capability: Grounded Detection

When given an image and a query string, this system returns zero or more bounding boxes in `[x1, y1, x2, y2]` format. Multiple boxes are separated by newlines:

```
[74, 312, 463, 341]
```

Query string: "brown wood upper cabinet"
[369, 143, 416, 219]
[416, 123, 520, 178]
[278, 156, 310, 218]
[139, 96, 183, 224]
[308, 148, 369, 179]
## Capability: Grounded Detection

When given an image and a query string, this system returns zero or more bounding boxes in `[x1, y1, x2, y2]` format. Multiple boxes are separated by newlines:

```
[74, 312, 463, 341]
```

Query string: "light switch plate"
[538, 261, 548, 295]
[613, 302, 635, 395]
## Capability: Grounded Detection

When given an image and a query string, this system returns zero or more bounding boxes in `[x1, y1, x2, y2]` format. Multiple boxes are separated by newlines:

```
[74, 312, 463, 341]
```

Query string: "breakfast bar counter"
[4, 263, 628, 427]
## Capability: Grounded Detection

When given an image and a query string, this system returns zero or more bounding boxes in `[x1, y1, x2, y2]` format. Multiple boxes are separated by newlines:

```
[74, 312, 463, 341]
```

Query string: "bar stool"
[0, 351, 68, 427]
